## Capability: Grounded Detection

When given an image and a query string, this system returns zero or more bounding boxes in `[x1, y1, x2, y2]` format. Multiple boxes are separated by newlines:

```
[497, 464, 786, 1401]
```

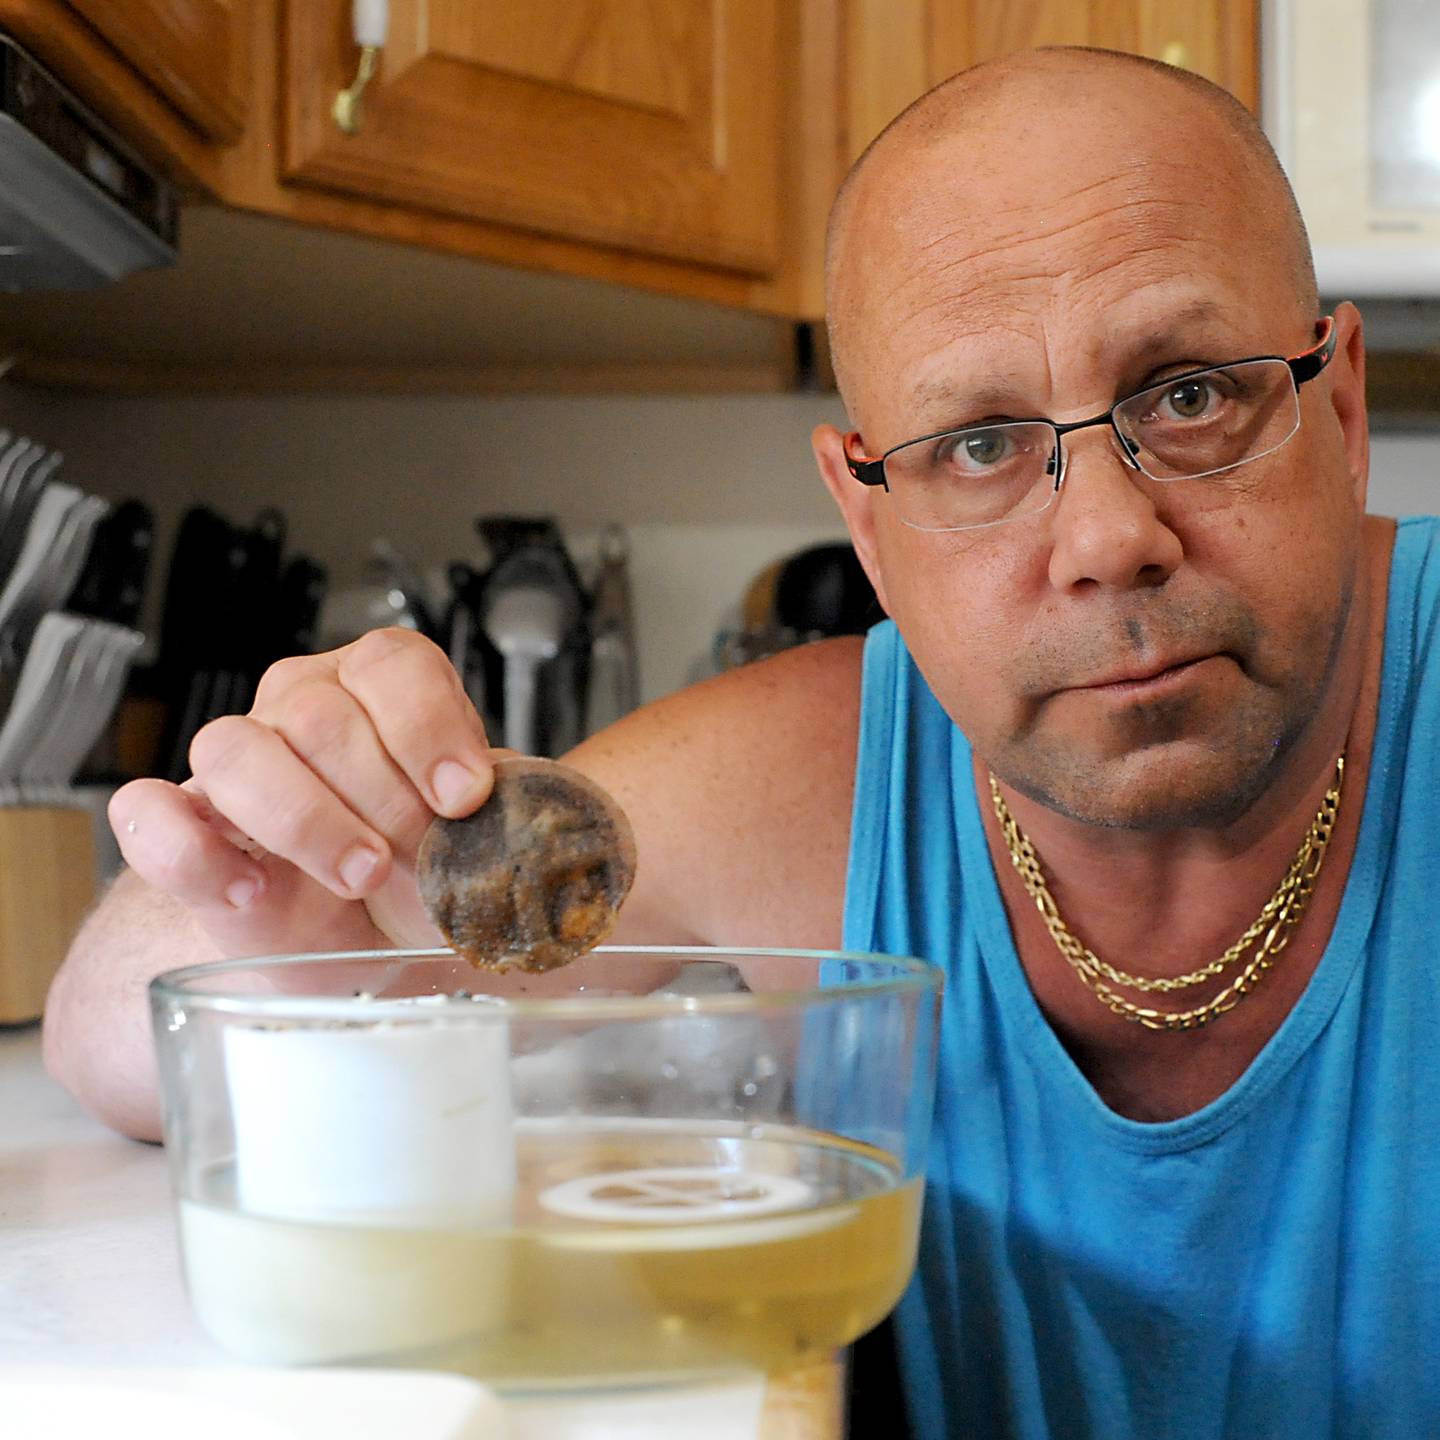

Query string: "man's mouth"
[1067, 652, 1226, 697]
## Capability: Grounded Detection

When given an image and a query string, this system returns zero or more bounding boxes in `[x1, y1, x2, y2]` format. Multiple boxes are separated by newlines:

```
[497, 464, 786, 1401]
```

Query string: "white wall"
[1365, 434, 1439, 517]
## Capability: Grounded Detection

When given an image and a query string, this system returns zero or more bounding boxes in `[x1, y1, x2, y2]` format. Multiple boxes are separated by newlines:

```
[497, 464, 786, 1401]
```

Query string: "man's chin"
[991, 739, 1284, 833]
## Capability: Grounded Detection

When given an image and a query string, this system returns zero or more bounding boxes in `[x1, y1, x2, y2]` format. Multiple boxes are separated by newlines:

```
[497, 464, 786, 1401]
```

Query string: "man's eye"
[948, 429, 1011, 469]
[1161, 378, 1216, 420]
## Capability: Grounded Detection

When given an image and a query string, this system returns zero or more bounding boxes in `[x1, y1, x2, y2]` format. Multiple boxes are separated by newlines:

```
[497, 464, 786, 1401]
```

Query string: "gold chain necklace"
[988, 756, 1345, 1032]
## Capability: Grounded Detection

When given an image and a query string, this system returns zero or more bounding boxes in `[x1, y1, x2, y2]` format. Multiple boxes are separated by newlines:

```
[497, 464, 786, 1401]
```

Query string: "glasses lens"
[884, 421, 1058, 531]
[1114, 359, 1299, 482]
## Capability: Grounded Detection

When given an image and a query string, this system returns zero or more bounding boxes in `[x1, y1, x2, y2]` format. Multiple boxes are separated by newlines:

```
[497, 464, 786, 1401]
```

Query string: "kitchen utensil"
[444, 561, 487, 717]
[6, 615, 104, 799]
[772, 543, 878, 637]
[474, 519, 588, 757]
[474, 516, 563, 569]
[0, 444, 51, 530]
[0, 610, 86, 785]
[0, 484, 108, 669]
[11, 492, 108, 638]
[483, 584, 566, 754]
[65, 499, 154, 629]
[0, 482, 81, 639]
[315, 583, 419, 651]
[584, 523, 639, 736]
[153, 507, 232, 694]
[268, 555, 329, 660]
[0, 442, 62, 580]
[368, 537, 439, 642]
[16, 619, 143, 802]
[153, 506, 294, 783]
[717, 545, 879, 673]
[150, 946, 941, 1388]
[36, 494, 108, 616]
[232, 508, 287, 702]
[0, 435, 39, 522]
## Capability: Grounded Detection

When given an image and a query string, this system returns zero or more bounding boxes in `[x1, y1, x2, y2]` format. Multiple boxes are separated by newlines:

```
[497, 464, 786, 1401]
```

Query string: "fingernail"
[432, 759, 485, 813]
[226, 876, 261, 909]
[339, 844, 382, 894]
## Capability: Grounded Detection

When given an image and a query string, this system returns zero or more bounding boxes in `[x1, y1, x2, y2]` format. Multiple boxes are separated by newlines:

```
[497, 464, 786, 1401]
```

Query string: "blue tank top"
[843, 516, 1440, 1440]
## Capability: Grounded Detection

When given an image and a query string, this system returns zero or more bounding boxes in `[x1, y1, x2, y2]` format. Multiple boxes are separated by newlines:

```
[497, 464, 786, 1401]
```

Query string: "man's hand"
[109, 628, 497, 960]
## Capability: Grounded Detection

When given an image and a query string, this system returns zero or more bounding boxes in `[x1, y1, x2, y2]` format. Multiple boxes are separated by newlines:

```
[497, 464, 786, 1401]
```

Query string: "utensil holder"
[0, 805, 95, 1024]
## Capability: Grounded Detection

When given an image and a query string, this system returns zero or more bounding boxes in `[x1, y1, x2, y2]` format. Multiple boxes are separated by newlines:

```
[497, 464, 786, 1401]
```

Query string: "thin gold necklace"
[988, 756, 1345, 1032]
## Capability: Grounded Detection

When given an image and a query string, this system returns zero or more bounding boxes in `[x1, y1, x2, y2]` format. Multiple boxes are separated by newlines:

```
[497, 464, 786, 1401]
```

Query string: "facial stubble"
[984, 572, 1357, 833]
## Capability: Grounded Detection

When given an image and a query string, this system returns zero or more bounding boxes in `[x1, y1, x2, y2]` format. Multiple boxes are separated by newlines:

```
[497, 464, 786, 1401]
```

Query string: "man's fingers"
[189, 715, 392, 900]
[335, 629, 496, 817]
[110, 779, 269, 913]
[257, 675, 434, 855]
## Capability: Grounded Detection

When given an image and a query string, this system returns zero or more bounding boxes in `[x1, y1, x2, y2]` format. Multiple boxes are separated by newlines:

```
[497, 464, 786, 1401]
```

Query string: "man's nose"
[1045, 428, 1184, 592]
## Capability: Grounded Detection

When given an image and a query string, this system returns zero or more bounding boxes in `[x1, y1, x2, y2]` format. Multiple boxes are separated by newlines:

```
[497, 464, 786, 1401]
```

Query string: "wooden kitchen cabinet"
[840, 0, 1258, 168]
[282, 0, 781, 277]
[0, 0, 1268, 392]
[249, 0, 1255, 321]
[64, 0, 251, 144]
[0, 0, 242, 184]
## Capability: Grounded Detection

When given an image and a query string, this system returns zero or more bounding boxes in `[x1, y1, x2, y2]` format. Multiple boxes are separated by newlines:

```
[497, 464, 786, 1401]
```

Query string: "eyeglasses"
[844, 317, 1337, 533]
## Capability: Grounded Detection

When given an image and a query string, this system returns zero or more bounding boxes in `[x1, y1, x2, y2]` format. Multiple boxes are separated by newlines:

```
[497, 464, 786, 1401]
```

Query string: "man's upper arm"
[564, 636, 865, 950]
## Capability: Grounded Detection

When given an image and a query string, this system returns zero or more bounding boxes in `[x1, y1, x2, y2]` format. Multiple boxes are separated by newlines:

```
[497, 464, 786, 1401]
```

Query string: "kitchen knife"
[0, 443, 61, 582]
[0, 610, 86, 790]
[584, 523, 640, 737]
[66, 499, 154, 629]
[0, 482, 85, 665]
[269, 555, 328, 662]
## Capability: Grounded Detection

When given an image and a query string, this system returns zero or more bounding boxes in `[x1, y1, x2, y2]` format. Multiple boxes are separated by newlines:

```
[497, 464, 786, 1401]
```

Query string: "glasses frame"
[844, 316, 1338, 532]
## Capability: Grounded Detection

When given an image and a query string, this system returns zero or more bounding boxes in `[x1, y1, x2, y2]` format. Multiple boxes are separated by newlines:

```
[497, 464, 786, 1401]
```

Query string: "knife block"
[0, 806, 95, 1024]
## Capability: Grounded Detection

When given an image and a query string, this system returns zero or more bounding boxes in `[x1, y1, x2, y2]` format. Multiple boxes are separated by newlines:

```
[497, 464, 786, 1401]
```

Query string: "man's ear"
[1327, 301, 1369, 511]
[812, 423, 891, 613]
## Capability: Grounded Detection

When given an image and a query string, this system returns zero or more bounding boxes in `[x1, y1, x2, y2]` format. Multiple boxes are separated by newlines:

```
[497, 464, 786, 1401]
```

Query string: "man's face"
[821, 75, 1369, 829]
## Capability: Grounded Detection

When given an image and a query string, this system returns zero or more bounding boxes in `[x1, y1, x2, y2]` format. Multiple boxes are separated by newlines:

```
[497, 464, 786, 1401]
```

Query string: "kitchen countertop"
[0, 1026, 842, 1438]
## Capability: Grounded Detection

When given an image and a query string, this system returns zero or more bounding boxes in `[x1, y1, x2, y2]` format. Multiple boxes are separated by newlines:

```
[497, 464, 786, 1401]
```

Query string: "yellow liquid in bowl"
[180, 1123, 921, 1387]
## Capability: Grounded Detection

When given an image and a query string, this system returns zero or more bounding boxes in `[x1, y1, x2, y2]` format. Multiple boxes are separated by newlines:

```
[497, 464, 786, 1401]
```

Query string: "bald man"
[47, 47, 1440, 1438]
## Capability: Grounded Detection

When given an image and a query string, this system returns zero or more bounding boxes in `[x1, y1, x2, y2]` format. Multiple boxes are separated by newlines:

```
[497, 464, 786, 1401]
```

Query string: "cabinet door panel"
[65, 0, 250, 143]
[924, 0, 1258, 111]
[968, 0, 1092, 55]
[283, 0, 779, 276]
[428, 2, 692, 117]
[1126, 0, 1257, 107]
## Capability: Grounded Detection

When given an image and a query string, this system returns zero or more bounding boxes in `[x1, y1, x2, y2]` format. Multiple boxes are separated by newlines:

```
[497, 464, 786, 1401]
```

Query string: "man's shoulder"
[566, 637, 866, 947]
[575, 634, 865, 779]
[675, 633, 867, 750]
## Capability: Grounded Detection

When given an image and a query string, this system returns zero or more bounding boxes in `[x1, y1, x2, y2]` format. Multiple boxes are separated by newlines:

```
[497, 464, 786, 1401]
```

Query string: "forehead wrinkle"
[863, 184, 1216, 356]
[892, 156, 1198, 266]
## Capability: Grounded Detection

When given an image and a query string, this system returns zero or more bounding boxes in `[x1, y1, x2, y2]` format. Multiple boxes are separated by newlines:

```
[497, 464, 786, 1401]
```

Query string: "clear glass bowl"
[150, 946, 941, 1392]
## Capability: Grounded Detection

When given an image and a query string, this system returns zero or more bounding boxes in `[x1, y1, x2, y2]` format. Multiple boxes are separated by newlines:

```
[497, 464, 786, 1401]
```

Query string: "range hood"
[0, 35, 177, 292]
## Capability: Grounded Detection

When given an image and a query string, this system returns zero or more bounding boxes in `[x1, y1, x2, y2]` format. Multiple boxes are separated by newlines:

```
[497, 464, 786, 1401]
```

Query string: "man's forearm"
[43, 869, 224, 1142]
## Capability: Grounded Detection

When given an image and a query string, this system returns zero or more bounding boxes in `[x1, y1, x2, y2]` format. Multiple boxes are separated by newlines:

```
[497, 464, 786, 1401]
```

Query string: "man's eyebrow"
[903, 378, 1022, 426]
[1115, 299, 1233, 368]
[897, 299, 1240, 432]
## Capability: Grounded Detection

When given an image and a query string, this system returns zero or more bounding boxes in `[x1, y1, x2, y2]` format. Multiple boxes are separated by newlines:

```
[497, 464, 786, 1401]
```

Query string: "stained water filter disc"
[537, 1167, 851, 1250]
